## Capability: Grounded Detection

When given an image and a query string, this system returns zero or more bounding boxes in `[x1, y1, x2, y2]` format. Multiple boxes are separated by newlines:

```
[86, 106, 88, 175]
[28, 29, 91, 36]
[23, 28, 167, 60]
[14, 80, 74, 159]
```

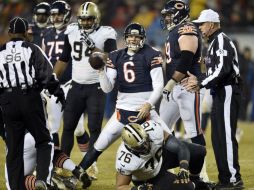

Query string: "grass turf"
[0, 121, 253, 189]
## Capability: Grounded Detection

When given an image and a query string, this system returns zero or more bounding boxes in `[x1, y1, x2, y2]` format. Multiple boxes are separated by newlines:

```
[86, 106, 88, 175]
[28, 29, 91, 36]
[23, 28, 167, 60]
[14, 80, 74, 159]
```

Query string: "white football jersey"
[65, 24, 117, 84]
[115, 120, 164, 181]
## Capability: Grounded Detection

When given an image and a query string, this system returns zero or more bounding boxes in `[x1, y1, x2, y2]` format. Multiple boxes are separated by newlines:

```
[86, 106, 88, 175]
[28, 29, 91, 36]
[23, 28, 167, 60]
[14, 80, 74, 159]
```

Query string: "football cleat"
[214, 180, 244, 190]
[35, 180, 47, 190]
[72, 166, 92, 188]
[87, 164, 99, 180]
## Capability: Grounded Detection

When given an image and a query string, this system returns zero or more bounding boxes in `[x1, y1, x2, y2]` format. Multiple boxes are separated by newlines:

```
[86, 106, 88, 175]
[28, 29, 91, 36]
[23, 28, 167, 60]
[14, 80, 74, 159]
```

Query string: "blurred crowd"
[0, 0, 254, 121]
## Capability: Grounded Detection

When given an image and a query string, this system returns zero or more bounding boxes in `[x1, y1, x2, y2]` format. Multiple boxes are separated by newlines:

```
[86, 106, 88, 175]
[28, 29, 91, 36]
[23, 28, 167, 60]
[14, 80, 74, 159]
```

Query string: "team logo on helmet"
[122, 123, 151, 155]
[77, 2, 101, 33]
[161, 0, 190, 31]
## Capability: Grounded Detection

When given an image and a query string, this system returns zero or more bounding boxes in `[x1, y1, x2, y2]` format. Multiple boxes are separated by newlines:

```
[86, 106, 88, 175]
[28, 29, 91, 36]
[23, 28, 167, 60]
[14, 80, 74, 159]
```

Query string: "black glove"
[131, 183, 154, 190]
[54, 86, 66, 111]
[46, 74, 60, 95]
[175, 168, 190, 184]
[80, 32, 95, 49]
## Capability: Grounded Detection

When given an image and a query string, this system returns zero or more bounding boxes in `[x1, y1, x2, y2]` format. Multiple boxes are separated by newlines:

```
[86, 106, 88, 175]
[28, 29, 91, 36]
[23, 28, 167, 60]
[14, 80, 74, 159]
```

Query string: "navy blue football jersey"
[165, 22, 202, 81]
[43, 27, 72, 84]
[108, 44, 162, 93]
[29, 24, 47, 47]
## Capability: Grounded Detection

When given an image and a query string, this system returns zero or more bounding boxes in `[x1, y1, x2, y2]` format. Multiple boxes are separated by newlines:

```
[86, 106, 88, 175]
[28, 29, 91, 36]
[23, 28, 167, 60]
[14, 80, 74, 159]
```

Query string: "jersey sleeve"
[178, 22, 198, 37]
[107, 50, 119, 69]
[59, 35, 71, 62]
[102, 26, 117, 40]
[145, 46, 163, 70]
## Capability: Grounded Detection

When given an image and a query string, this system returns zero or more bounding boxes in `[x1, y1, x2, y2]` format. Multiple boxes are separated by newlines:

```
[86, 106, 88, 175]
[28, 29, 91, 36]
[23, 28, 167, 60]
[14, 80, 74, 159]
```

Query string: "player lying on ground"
[116, 120, 215, 190]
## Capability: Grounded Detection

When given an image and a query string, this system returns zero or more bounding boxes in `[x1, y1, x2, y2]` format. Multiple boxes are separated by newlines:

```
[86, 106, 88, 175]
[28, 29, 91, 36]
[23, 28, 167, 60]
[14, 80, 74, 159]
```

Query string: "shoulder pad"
[178, 22, 198, 36]
[99, 26, 117, 39]
[65, 23, 79, 35]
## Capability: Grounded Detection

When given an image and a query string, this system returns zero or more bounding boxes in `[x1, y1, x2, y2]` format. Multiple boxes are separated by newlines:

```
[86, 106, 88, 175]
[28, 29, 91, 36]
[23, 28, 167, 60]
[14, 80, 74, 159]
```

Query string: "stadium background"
[0, 0, 254, 189]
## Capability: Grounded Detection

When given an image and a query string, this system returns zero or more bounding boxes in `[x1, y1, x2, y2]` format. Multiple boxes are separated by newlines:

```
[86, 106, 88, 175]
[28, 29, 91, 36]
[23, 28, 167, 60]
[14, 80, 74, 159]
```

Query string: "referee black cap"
[9, 17, 29, 34]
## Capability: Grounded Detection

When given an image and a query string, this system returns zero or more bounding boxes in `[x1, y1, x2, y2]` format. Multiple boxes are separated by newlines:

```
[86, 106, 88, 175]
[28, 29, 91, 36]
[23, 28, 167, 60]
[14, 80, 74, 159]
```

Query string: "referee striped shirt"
[0, 38, 53, 89]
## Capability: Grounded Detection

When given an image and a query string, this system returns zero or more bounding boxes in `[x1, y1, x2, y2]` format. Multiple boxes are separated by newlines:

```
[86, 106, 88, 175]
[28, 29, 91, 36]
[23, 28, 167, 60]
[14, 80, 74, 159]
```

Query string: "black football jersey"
[108, 44, 162, 93]
[165, 22, 202, 81]
[43, 27, 72, 84]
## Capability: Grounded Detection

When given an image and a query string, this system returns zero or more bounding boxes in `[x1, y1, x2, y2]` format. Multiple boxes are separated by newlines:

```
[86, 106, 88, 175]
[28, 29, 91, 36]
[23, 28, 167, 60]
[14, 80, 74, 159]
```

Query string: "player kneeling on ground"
[116, 120, 214, 190]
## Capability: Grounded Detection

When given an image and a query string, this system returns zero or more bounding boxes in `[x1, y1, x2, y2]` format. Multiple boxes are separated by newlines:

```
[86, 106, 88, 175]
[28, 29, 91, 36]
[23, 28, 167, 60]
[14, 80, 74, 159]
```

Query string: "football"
[89, 52, 106, 70]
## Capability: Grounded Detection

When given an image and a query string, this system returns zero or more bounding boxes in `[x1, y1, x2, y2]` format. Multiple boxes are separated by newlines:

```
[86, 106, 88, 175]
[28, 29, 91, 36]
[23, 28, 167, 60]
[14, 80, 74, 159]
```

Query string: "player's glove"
[80, 31, 95, 55]
[54, 87, 66, 111]
[174, 168, 190, 184]
[162, 79, 177, 102]
[131, 183, 154, 190]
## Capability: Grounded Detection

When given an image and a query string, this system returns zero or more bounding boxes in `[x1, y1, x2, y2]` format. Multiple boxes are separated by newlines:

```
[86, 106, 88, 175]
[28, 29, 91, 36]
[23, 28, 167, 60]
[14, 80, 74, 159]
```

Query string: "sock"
[63, 159, 76, 172]
[76, 131, 90, 156]
[25, 175, 36, 190]
[79, 147, 102, 170]
[52, 133, 60, 148]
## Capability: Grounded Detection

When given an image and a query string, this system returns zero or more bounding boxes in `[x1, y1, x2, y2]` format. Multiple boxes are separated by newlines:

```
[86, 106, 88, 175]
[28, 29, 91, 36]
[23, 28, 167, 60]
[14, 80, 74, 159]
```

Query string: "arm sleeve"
[99, 67, 117, 93]
[147, 67, 164, 106]
[201, 36, 235, 88]
[33, 45, 53, 88]
[164, 135, 190, 164]
[59, 35, 71, 62]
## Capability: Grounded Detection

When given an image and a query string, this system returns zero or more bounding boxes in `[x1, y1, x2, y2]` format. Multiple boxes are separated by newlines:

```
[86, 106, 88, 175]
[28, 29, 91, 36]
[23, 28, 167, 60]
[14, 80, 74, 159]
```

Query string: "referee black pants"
[61, 81, 106, 156]
[0, 88, 54, 190]
[211, 85, 242, 183]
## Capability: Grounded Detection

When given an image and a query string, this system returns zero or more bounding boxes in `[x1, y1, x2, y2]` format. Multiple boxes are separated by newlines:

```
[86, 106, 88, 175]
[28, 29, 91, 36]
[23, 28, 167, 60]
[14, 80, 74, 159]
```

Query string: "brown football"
[89, 52, 105, 70]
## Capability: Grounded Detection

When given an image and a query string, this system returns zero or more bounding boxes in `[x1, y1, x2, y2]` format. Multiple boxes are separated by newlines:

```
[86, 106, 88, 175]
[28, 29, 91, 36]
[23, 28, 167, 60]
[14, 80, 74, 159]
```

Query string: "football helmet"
[77, 2, 101, 33]
[161, 0, 190, 31]
[33, 2, 50, 28]
[122, 123, 151, 155]
[50, 1, 72, 30]
[124, 23, 146, 51]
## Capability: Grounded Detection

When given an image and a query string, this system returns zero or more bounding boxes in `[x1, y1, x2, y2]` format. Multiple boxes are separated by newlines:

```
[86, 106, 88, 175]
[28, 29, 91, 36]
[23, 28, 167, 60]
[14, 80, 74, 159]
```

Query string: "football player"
[28, 2, 50, 47]
[53, 2, 117, 179]
[78, 23, 170, 178]
[159, 0, 208, 167]
[4, 132, 91, 190]
[116, 121, 213, 190]
[42, 0, 90, 157]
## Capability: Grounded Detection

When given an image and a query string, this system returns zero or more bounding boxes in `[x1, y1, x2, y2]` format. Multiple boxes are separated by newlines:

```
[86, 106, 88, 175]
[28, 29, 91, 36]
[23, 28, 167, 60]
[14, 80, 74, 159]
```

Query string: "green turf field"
[0, 121, 253, 189]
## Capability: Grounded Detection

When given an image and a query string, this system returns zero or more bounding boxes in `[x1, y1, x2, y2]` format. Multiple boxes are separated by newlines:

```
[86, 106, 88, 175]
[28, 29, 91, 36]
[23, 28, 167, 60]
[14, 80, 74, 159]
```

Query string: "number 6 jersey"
[115, 120, 164, 181]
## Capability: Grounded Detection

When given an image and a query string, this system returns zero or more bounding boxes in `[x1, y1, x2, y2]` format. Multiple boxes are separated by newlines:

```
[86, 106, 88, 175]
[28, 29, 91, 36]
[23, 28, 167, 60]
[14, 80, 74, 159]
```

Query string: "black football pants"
[0, 88, 53, 190]
[211, 85, 242, 183]
[61, 81, 105, 156]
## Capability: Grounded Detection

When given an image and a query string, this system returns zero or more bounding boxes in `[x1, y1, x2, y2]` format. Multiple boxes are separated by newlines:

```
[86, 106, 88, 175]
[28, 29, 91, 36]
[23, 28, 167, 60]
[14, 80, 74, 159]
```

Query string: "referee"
[183, 9, 243, 189]
[0, 17, 64, 190]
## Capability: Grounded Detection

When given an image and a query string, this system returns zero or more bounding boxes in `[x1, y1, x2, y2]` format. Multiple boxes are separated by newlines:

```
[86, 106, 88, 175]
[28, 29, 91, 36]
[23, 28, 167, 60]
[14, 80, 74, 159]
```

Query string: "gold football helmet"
[77, 2, 101, 33]
[122, 123, 151, 155]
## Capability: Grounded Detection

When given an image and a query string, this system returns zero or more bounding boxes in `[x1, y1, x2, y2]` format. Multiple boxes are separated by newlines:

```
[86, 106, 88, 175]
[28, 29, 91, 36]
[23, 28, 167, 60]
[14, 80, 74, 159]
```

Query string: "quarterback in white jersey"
[115, 120, 213, 190]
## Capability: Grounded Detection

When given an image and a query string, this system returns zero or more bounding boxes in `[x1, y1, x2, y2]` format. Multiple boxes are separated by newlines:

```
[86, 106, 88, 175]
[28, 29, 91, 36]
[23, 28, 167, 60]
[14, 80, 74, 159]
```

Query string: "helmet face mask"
[161, 0, 190, 31]
[33, 2, 50, 28]
[122, 123, 151, 155]
[50, 1, 71, 30]
[124, 23, 146, 52]
[77, 2, 100, 33]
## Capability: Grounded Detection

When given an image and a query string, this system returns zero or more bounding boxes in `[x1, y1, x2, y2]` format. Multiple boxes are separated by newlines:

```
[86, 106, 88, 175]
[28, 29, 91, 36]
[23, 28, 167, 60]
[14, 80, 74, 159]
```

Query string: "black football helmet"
[161, 0, 190, 31]
[33, 2, 50, 28]
[50, 0, 71, 30]
[124, 23, 146, 51]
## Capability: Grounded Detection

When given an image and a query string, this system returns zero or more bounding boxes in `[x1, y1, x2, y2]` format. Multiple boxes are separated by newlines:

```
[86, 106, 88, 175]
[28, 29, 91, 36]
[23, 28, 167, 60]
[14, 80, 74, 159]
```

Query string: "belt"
[2, 86, 36, 94]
